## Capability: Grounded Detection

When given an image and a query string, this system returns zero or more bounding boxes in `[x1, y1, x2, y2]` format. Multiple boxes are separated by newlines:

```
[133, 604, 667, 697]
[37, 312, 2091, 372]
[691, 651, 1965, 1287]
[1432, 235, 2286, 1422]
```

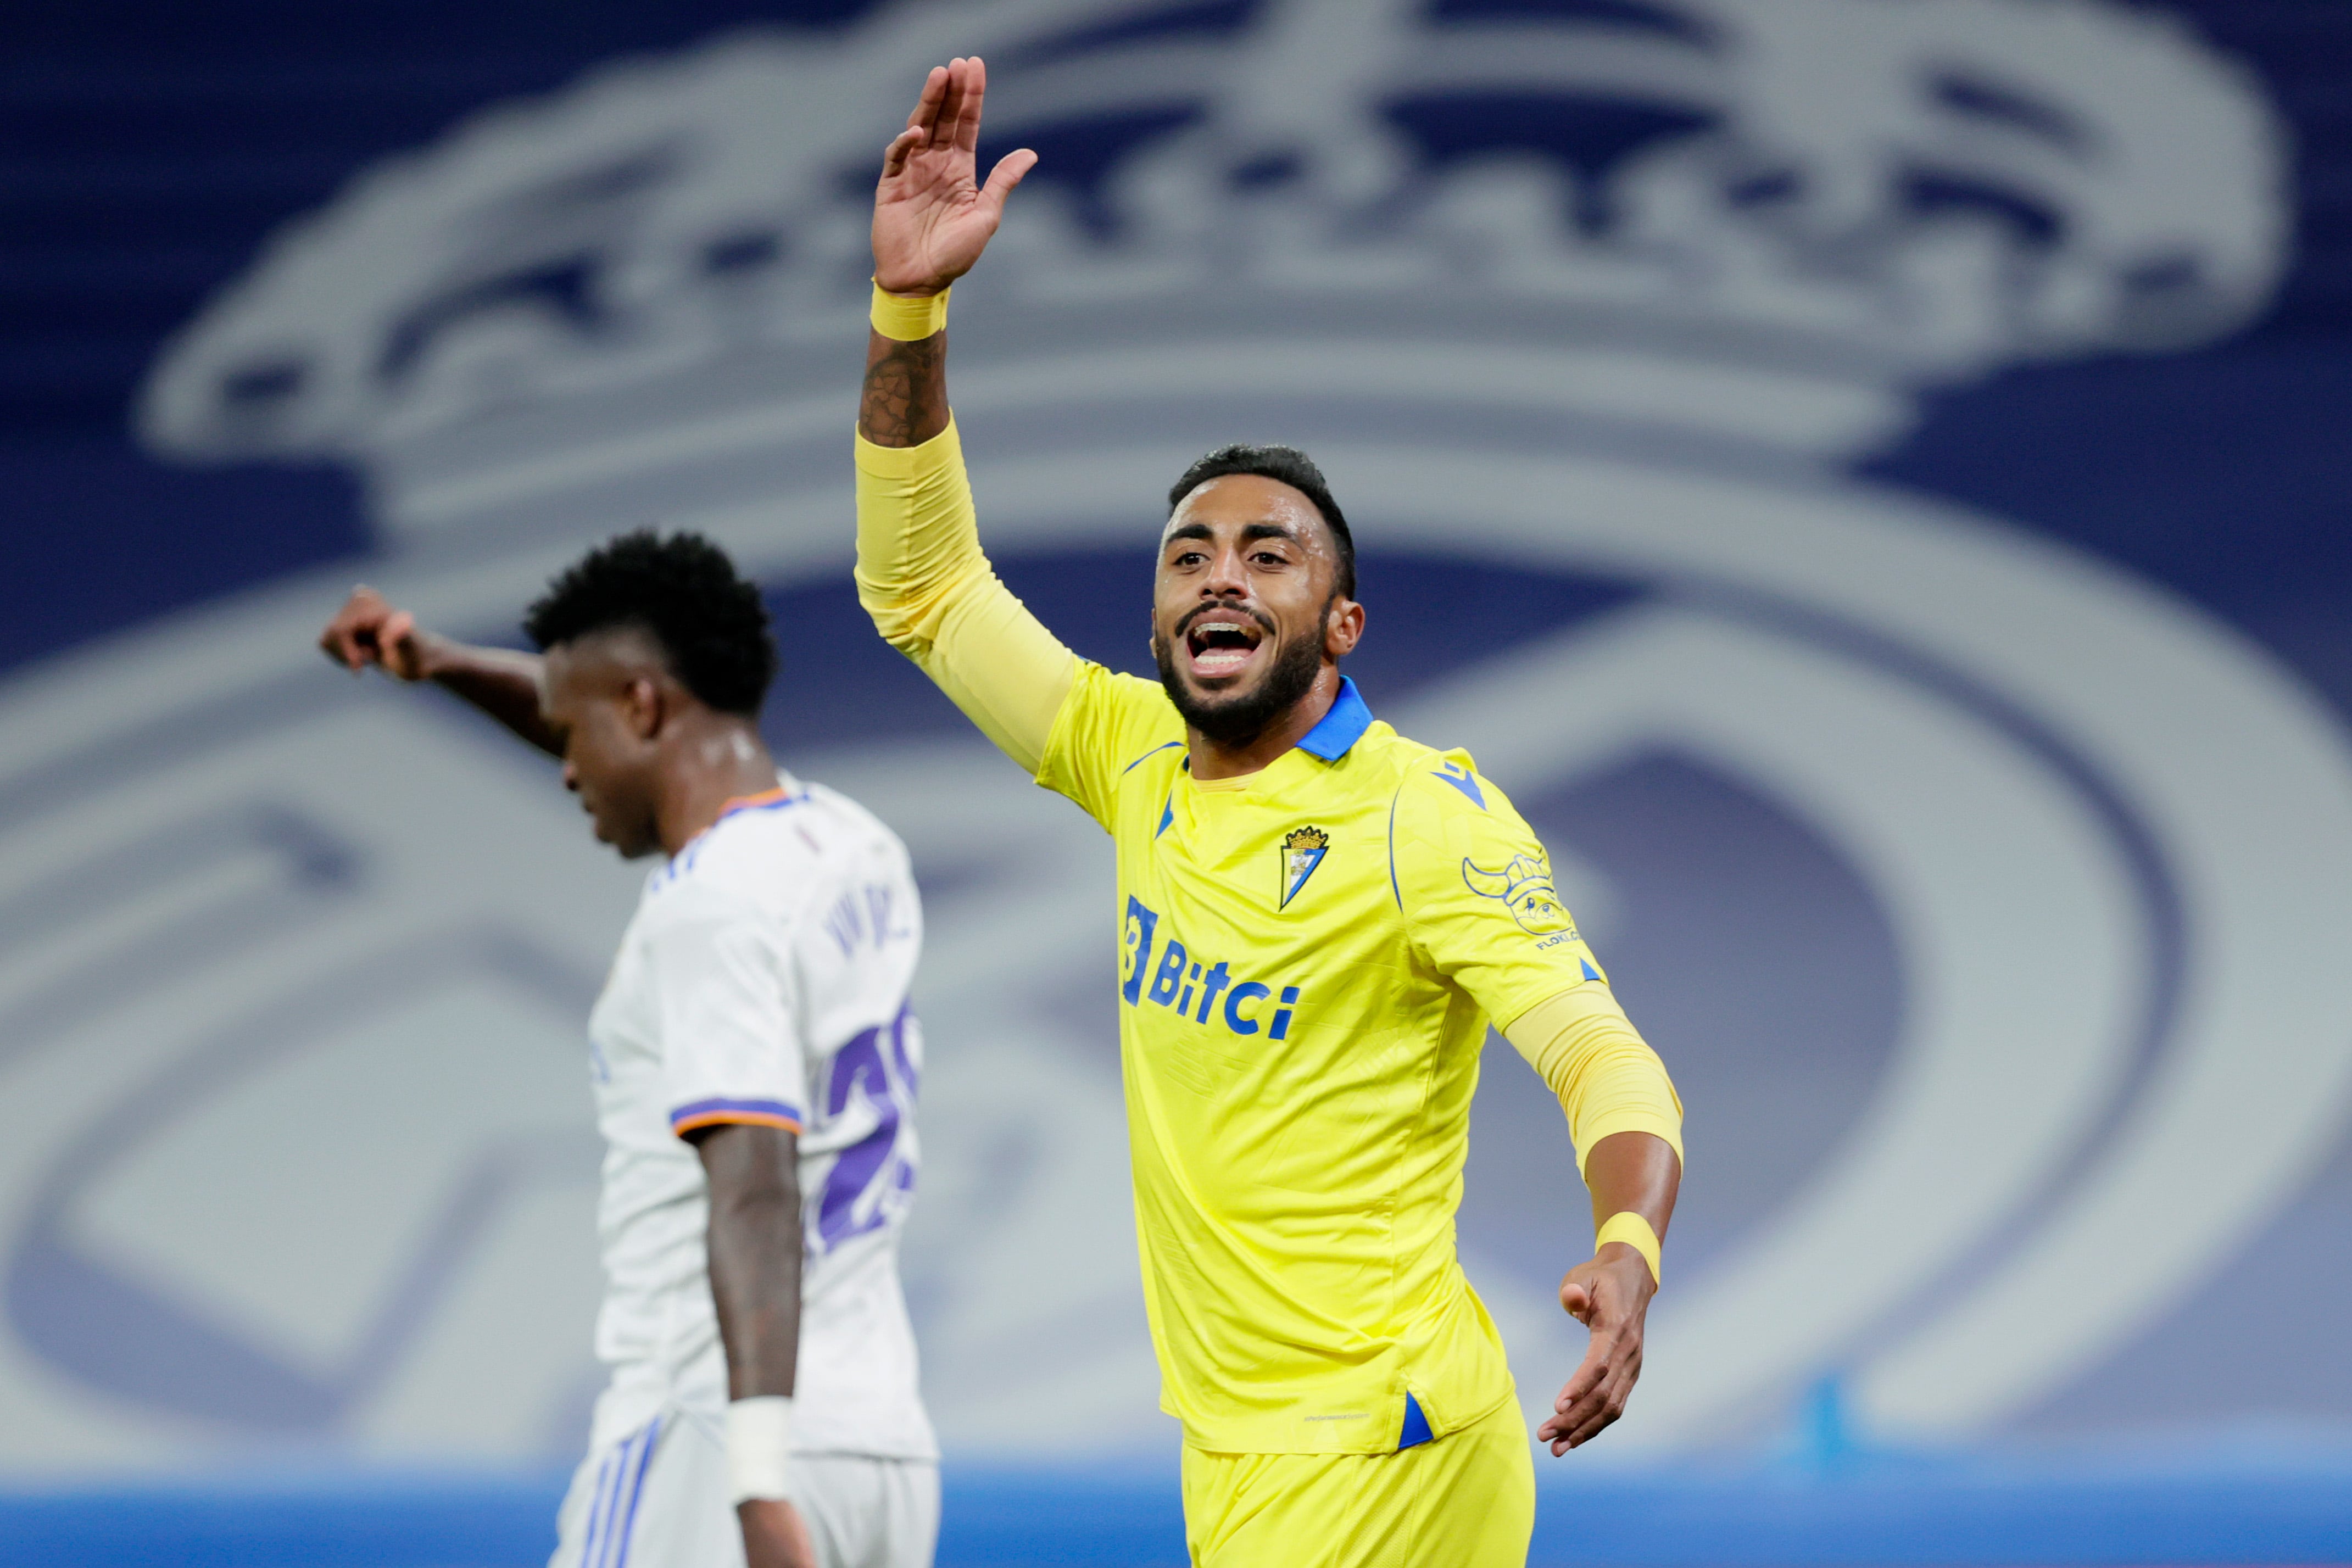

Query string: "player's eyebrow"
[1162, 520, 1305, 548]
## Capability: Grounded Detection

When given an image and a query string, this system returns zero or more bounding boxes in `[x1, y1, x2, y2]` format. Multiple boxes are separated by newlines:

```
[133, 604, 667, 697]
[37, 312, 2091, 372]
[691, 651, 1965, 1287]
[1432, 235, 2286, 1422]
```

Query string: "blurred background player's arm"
[318, 585, 561, 755]
[854, 58, 1069, 772]
[693, 1122, 818, 1568]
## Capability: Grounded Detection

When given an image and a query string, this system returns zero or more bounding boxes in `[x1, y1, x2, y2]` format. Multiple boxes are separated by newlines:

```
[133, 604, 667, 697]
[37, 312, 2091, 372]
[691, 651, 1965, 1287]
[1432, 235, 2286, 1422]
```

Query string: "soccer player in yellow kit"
[856, 60, 1685, 1568]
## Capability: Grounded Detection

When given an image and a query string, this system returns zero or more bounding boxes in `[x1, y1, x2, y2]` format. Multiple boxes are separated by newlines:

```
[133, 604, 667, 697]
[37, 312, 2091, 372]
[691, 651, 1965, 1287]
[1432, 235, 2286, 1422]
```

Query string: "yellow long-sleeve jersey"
[857, 419, 1682, 1455]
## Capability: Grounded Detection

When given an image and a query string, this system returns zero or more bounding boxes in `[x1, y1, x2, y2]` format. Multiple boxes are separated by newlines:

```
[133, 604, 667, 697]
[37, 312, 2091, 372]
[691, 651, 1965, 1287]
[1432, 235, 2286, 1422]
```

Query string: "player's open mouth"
[1184, 616, 1266, 680]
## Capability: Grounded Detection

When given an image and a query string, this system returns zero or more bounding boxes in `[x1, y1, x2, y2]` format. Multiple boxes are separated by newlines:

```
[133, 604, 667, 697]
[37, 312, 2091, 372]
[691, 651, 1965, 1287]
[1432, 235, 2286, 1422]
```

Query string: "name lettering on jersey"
[823, 881, 912, 957]
[1278, 826, 1329, 909]
[1120, 895, 1300, 1040]
[1461, 852, 1577, 938]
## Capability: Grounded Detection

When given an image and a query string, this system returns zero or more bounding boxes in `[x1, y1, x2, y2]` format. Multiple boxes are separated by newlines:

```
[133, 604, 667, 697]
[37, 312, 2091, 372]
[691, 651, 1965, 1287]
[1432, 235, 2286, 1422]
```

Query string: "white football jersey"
[582, 772, 935, 1461]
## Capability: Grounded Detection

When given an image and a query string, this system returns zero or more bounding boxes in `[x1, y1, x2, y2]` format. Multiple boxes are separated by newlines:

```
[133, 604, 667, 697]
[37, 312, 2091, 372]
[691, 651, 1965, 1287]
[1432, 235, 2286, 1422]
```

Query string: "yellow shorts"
[1180, 1398, 1536, 1568]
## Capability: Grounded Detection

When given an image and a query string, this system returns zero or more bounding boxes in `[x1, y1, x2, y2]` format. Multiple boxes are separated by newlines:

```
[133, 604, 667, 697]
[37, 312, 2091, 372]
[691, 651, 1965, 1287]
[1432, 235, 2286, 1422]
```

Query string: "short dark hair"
[1168, 444, 1356, 600]
[524, 529, 776, 715]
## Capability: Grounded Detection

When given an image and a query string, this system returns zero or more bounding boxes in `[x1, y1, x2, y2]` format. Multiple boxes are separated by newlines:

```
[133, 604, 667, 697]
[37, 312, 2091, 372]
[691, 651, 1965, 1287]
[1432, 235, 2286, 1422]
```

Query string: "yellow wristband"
[871, 282, 949, 341]
[1595, 1211, 1662, 1286]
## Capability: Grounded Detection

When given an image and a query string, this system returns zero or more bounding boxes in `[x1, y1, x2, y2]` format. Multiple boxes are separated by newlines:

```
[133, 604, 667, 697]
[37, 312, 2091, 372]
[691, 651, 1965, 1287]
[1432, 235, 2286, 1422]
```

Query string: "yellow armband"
[871, 282, 949, 341]
[1596, 1210, 1662, 1286]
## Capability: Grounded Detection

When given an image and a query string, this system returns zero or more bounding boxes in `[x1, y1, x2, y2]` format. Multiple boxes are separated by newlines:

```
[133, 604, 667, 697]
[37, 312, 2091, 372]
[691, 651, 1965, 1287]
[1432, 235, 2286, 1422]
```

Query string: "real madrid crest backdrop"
[2, 0, 2350, 1471]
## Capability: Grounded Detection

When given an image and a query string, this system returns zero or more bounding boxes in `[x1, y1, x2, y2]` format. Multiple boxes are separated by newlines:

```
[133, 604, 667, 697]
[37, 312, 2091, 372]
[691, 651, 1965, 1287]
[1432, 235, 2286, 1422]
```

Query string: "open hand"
[871, 56, 1036, 297]
[739, 1497, 818, 1568]
[1538, 1245, 1656, 1454]
[319, 585, 432, 680]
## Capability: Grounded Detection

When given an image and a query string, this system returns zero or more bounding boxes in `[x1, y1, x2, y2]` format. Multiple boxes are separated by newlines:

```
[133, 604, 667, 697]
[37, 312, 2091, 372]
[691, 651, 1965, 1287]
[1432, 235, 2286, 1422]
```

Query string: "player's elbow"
[854, 570, 931, 657]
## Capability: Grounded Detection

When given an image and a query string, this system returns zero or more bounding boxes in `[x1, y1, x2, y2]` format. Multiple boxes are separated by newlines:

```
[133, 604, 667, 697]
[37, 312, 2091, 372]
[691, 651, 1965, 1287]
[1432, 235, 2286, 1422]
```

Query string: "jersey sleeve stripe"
[1121, 739, 1184, 776]
[1386, 782, 1406, 908]
[668, 1097, 806, 1136]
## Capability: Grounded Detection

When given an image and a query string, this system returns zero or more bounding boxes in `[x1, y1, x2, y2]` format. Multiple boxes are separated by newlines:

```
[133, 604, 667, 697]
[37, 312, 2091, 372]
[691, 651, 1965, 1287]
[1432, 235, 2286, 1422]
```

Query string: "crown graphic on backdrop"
[141, 0, 2289, 489]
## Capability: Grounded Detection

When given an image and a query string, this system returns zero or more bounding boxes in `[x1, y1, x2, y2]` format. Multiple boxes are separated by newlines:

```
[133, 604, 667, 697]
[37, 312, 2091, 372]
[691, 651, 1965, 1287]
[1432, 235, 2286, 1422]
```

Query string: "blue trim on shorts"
[576, 1417, 661, 1568]
[608, 1416, 662, 1568]
[1398, 1392, 1434, 1450]
[578, 1450, 617, 1568]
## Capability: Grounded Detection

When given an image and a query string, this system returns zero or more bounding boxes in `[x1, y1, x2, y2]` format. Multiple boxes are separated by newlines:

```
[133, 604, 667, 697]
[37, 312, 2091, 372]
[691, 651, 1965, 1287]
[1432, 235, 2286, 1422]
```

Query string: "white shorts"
[549, 1410, 940, 1568]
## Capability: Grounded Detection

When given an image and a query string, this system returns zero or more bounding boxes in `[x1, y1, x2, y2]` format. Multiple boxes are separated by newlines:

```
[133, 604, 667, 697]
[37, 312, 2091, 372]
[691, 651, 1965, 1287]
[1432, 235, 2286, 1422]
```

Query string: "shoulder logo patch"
[1280, 826, 1330, 908]
[1434, 760, 1486, 810]
[1462, 852, 1576, 936]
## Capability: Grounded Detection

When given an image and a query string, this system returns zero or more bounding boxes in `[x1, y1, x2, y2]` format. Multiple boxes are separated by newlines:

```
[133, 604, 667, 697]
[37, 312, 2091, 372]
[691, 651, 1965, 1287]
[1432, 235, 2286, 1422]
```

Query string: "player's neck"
[1186, 666, 1343, 783]
[654, 717, 782, 856]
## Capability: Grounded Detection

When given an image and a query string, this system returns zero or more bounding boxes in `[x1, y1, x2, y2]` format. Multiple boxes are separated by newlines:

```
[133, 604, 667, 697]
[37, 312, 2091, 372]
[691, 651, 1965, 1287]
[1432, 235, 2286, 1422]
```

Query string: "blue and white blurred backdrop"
[2, 2, 2350, 1562]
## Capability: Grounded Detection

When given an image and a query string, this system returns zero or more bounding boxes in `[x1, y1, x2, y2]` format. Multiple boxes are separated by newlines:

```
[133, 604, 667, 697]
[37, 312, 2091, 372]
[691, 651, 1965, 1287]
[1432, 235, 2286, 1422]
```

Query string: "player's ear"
[1324, 595, 1364, 661]
[622, 674, 664, 741]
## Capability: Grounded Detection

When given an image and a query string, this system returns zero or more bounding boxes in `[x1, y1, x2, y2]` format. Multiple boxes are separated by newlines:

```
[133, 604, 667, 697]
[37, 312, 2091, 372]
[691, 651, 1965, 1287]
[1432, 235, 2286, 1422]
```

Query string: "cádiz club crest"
[1279, 828, 1329, 909]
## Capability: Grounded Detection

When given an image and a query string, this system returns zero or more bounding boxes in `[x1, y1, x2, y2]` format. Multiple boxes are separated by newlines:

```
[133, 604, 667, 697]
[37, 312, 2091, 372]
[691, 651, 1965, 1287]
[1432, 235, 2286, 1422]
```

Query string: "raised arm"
[860, 56, 1034, 447]
[854, 59, 1077, 774]
[319, 585, 560, 755]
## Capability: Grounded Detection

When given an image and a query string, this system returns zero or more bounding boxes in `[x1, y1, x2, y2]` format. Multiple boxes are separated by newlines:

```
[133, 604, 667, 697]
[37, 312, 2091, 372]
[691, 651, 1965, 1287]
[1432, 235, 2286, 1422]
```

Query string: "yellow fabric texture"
[854, 418, 1685, 1458]
[1500, 984, 1684, 1176]
[1179, 1397, 1534, 1568]
[868, 281, 950, 341]
[1594, 1210, 1664, 1286]
[853, 421, 1075, 772]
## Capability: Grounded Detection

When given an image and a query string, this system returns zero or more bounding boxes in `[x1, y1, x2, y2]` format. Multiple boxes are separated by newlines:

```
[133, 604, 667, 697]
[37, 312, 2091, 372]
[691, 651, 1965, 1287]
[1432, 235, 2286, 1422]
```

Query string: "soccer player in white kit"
[320, 532, 939, 1568]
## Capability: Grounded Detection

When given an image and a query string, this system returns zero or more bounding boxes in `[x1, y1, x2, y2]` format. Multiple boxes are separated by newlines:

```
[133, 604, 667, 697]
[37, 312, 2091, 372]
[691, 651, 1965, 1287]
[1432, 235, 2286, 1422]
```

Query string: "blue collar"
[1296, 677, 1374, 762]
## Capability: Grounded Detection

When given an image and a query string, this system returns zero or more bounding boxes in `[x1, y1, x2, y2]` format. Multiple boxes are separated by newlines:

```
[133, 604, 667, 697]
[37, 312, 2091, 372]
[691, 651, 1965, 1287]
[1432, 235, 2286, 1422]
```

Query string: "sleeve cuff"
[854, 416, 962, 476]
[670, 1098, 806, 1139]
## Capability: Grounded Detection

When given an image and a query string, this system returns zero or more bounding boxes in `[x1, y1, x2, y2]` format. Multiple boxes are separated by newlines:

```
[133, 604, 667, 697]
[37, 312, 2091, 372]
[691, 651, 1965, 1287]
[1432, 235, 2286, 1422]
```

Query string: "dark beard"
[1153, 620, 1326, 748]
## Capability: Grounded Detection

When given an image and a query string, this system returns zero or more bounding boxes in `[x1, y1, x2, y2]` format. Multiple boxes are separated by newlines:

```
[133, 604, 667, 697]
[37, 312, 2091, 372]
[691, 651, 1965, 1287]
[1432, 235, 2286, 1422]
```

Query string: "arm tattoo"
[859, 330, 949, 448]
